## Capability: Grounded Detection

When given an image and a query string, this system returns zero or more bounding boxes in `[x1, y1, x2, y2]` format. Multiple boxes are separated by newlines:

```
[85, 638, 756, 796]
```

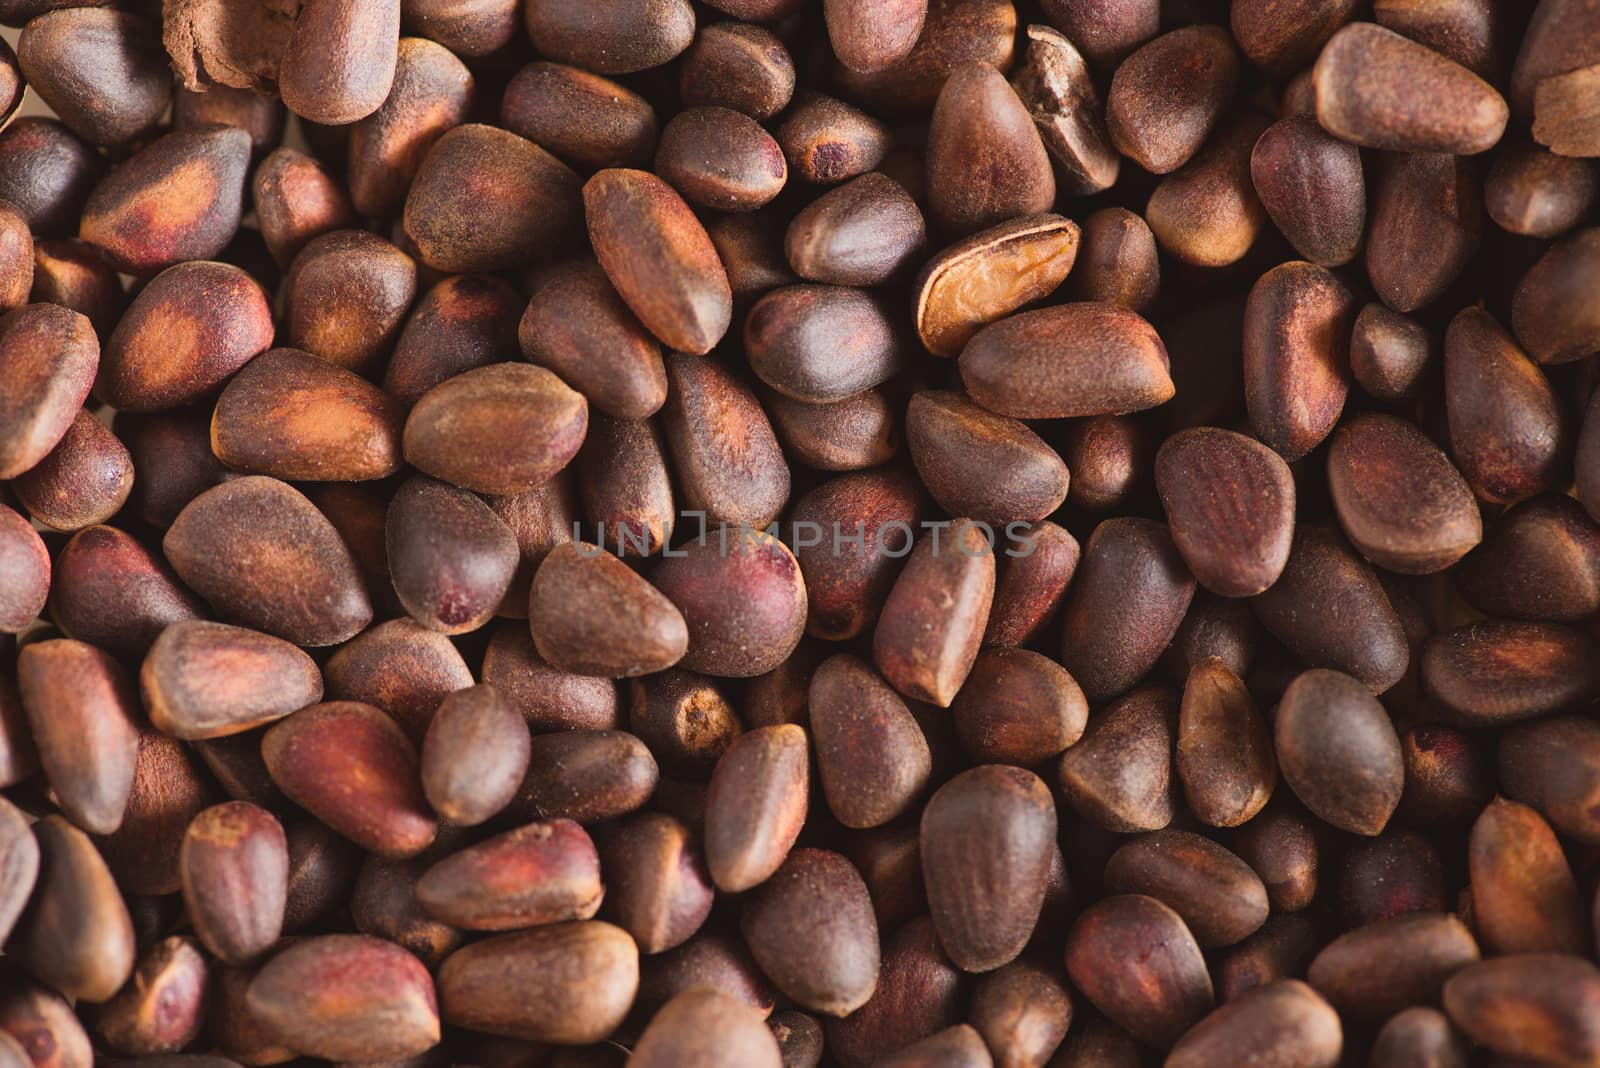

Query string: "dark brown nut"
[387, 475, 518, 635]
[501, 62, 656, 173]
[825, 917, 961, 1067]
[703, 725, 808, 892]
[98, 260, 272, 413]
[417, 820, 602, 930]
[252, 149, 354, 270]
[765, 387, 897, 472]
[1366, 152, 1482, 313]
[873, 521, 995, 707]
[142, 620, 320, 743]
[1486, 143, 1599, 238]
[1309, 912, 1479, 1018]
[0, 202, 29, 314]
[492, 473, 580, 615]
[1057, 518, 1194, 703]
[1469, 797, 1586, 955]
[49, 526, 205, 658]
[530, 544, 686, 678]
[0, 119, 102, 238]
[1369, 1006, 1468, 1068]
[1104, 830, 1268, 949]
[584, 169, 733, 355]
[1242, 261, 1355, 461]
[661, 353, 789, 527]
[164, 477, 371, 646]
[96, 936, 208, 1056]
[874, 1023, 990, 1067]
[1218, 915, 1319, 1001]
[745, 285, 903, 403]
[1009, 24, 1119, 197]
[848, 826, 925, 933]
[1500, 717, 1600, 842]
[1154, 427, 1294, 598]
[809, 654, 931, 829]
[403, 0, 517, 56]
[966, 959, 1072, 1068]
[209, 958, 296, 1066]
[575, 417, 673, 557]
[17, 9, 169, 147]
[521, 259, 666, 422]
[420, 684, 529, 826]
[404, 124, 581, 274]
[1107, 26, 1238, 175]
[633, 989, 781, 1068]
[1373, 0, 1502, 78]
[925, 63, 1054, 235]
[1445, 308, 1566, 501]
[1250, 526, 1410, 693]
[94, 728, 212, 896]
[1314, 22, 1507, 154]
[630, 666, 734, 775]
[247, 935, 438, 1061]
[1443, 954, 1600, 1066]
[1146, 113, 1270, 268]
[1422, 620, 1600, 725]
[1350, 302, 1431, 402]
[789, 467, 919, 640]
[1056, 686, 1176, 833]
[1040, 0, 1156, 68]
[11, 816, 135, 1004]
[283, 229, 416, 374]
[484, 622, 620, 733]
[680, 22, 794, 120]
[403, 362, 587, 496]
[1166, 980, 1340, 1068]
[347, 37, 473, 218]
[0, 797, 37, 946]
[1177, 658, 1275, 828]
[0, 504, 47, 632]
[1231, 0, 1355, 75]
[438, 922, 639, 1044]
[384, 276, 520, 410]
[638, 927, 775, 1017]
[351, 854, 461, 966]
[11, 409, 132, 532]
[1066, 208, 1155, 310]
[32, 238, 125, 336]
[912, 214, 1078, 358]
[1512, 228, 1600, 365]
[325, 617, 474, 742]
[740, 849, 879, 1017]
[1326, 413, 1482, 574]
[984, 521, 1078, 648]
[114, 409, 228, 529]
[708, 211, 796, 300]
[1160, 591, 1260, 684]
[952, 648, 1086, 765]
[1399, 723, 1493, 827]
[775, 93, 891, 184]
[0, 304, 97, 480]
[1064, 895, 1213, 1047]
[173, 83, 285, 155]
[652, 527, 806, 678]
[78, 126, 252, 277]
[0, 977, 92, 1068]
[921, 765, 1055, 973]
[785, 174, 925, 286]
[518, 735, 656, 824]
[180, 803, 288, 965]
[1337, 831, 1445, 928]
[598, 813, 713, 954]
[962, 303, 1171, 419]
[524, 0, 692, 73]
[655, 107, 787, 213]
[1275, 668, 1403, 836]
[278, 0, 400, 124]
[16, 639, 139, 836]
[262, 701, 437, 859]
[833, 0, 1016, 113]
[1250, 117, 1365, 268]
[211, 348, 403, 481]
[907, 391, 1068, 525]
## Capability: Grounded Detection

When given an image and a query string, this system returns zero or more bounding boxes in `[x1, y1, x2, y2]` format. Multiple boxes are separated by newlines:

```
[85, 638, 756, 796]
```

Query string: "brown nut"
[416, 819, 603, 930]
[180, 802, 288, 965]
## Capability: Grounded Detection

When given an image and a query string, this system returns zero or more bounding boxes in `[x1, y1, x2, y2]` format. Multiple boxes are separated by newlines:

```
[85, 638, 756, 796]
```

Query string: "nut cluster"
[2, 0, 1600, 1066]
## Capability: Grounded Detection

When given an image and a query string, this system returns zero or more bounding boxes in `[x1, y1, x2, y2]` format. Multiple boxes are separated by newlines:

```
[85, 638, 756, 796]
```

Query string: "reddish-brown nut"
[10, 409, 132, 532]
[1469, 797, 1587, 956]
[1366, 151, 1481, 314]
[1166, 981, 1341, 1068]
[599, 813, 714, 954]
[483, 621, 620, 733]
[1421, 620, 1600, 726]
[907, 391, 1070, 526]
[925, 62, 1055, 234]
[873, 520, 996, 707]
[952, 647, 1087, 766]
[1107, 26, 1238, 175]
[1242, 261, 1356, 461]
[660, 352, 790, 529]
[1177, 658, 1275, 828]
[387, 475, 519, 635]
[142, 621, 321, 742]
[1275, 669, 1404, 836]
[502, 62, 659, 170]
[1250, 117, 1365, 268]
[745, 285, 904, 404]
[95, 936, 208, 1057]
[1064, 895, 1214, 1046]
[1057, 686, 1177, 833]
[180, 802, 289, 965]
[347, 37, 473, 219]
[416, 819, 604, 930]
[49, 525, 206, 658]
[284, 229, 417, 374]
[324, 617, 475, 742]
[704, 725, 809, 893]
[776, 92, 892, 184]
[278, 0, 401, 125]
[252, 148, 355, 269]
[1512, 227, 1600, 366]
[420, 685, 529, 826]
[652, 526, 806, 679]
[809, 654, 932, 829]
[0, 302, 98, 480]
[1104, 830, 1269, 948]
[17, 9, 170, 147]
[1442, 954, 1600, 1066]
[741, 849, 880, 1017]
[0, 504, 47, 633]
[1309, 911, 1480, 1019]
